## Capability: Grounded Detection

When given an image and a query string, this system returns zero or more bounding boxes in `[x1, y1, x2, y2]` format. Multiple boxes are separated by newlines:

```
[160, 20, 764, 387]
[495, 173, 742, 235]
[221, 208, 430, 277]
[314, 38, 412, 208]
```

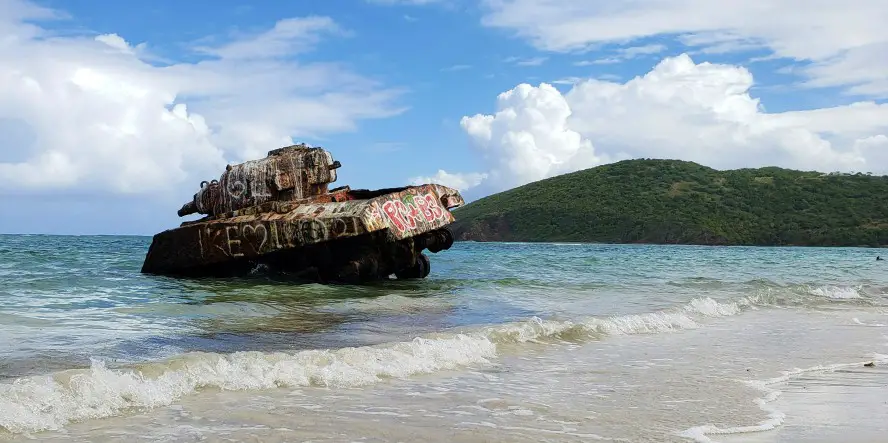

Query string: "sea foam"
[1, 295, 747, 434]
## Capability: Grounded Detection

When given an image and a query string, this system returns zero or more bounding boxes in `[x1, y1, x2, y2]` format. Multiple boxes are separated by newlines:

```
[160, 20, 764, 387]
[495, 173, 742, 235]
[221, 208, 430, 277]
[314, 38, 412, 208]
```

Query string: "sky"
[1, 0, 887, 235]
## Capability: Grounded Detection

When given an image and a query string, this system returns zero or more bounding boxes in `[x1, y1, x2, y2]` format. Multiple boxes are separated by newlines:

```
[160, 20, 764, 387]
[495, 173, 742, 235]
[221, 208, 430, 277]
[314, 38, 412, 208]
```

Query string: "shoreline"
[682, 355, 888, 443]
[715, 358, 888, 443]
[454, 239, 888, 249]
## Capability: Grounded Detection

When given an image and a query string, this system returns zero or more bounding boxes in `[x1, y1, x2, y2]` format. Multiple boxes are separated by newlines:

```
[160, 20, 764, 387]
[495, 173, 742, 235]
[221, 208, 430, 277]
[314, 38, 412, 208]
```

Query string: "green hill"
[448, 159, 888, 247]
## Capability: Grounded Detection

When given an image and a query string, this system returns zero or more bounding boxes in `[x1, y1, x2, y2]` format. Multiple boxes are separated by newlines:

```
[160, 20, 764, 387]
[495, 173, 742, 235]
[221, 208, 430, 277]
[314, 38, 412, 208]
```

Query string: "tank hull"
[141, 183, 464, 282]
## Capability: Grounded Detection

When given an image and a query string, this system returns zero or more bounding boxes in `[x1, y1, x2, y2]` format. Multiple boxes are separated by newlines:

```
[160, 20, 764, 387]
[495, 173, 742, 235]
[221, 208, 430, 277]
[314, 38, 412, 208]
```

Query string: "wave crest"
[0, 295, 748, 434]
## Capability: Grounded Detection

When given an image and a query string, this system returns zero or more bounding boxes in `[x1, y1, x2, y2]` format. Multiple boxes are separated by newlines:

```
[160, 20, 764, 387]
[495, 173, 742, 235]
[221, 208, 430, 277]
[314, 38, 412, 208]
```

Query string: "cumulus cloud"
[410, 170, 488, 191]
[563, 55, 886, 171]
[458, 83, 610, 192]
[0, 0, 403, 198]
[423, 54, 888, 195]
[479, 0, 888, 97]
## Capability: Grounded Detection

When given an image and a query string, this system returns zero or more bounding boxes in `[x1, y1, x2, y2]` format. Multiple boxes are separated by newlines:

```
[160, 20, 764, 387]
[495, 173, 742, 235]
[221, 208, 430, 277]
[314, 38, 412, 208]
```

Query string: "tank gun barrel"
[178, 201, 197, 217]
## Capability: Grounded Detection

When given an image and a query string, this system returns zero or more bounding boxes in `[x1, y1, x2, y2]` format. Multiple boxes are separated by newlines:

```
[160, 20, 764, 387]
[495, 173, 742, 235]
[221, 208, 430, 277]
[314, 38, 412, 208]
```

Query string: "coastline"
[453, 238, 888, 249]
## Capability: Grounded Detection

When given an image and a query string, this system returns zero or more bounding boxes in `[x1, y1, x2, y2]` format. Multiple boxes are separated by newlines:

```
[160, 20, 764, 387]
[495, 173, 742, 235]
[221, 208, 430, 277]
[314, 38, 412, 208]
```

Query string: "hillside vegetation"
[448, 159, 888, 247]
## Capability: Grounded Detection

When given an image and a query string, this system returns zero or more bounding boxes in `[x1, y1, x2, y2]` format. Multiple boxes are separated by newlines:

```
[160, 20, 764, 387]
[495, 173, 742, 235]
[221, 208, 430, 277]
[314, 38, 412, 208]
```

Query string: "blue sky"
[2, 0, 887, 234]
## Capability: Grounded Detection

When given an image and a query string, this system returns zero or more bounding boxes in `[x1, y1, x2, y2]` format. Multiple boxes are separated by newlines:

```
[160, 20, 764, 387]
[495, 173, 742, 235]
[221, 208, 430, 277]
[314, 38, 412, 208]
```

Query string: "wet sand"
[721, 360, 888, 443]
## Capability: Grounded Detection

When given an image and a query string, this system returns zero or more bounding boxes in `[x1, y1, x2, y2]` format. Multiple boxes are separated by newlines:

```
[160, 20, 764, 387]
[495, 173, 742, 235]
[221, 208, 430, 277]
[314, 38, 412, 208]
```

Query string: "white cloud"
[621, 43, 667, 58]
[574, 59, 618, 66]
[574, 43, 666, 66]
[410, 170, 488, 191]
[442, 64, 472, 72]
[479, 0, 888, 97]
[453, 82, 611, 193]
[193, 16, 345, 60]
[425, 54, 888, 195]
[563, 55, 884, 171]
[503, 55, 548, 66]
[851, 135, 888, 170]
[0, 0, 403, 197]
[551, 76, 583, 85]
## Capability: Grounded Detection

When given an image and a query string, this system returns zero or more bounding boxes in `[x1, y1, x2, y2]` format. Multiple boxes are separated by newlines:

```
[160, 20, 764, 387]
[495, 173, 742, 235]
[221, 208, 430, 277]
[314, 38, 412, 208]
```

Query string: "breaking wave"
[0, 283, 881, 435]
[806, 284, 864, 300]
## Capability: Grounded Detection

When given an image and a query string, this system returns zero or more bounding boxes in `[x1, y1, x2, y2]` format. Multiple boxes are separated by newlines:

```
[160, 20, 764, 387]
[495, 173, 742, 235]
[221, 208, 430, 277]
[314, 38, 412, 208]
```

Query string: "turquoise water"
[1, 235, 887, 442]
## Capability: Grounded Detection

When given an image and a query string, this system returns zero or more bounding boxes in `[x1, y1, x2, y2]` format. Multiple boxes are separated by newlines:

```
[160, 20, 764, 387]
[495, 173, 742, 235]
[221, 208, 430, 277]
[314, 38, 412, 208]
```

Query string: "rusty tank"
[140, 143, 464, 283]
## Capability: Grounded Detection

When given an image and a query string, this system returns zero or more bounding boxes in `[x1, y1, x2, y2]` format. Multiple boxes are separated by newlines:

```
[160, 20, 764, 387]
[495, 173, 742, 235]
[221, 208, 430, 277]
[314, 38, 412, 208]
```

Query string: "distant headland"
[448, 159, 888, 248]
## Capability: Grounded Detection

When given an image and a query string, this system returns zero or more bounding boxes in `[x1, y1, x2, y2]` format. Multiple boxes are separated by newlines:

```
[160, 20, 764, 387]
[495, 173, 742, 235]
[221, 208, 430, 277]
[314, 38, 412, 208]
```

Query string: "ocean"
[1, 234, 886, 442]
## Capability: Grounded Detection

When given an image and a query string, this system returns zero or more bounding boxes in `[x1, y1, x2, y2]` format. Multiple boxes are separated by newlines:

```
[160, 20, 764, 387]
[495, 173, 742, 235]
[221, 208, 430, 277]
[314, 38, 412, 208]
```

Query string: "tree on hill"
[448, 159, 888, 247]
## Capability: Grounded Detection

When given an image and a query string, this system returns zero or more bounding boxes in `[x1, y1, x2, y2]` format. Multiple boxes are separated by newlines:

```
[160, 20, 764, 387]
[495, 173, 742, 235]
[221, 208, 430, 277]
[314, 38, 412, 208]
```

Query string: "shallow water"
[1, 235, 887, 441]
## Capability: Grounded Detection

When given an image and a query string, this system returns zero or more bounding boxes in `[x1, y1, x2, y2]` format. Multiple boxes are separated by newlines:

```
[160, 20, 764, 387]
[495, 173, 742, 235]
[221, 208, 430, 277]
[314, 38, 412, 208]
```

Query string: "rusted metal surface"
[178, 143, 341, 217]
[141, 144, 465, 283]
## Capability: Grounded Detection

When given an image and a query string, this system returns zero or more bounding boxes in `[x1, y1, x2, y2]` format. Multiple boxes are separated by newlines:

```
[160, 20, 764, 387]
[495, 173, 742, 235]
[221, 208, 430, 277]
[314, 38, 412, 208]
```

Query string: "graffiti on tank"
[381, 192, 448, 234]
[278, 222, 299, 249]
[382, 200, 422, 232]
[300, 219, 328, 244]
[228, 180, 246, 199]
[381, 201, 406, 232]
[250, 178, 272, 198]
[242, 223, 269, 251]
[198, 222, 271, 258]
[201, 218, 346, 259]
[330, 218, 349, 237]
[415, 194, 444, 222]
[191, 187, 456, 261]
[396, 200, 418, 230]
[233, 223, 268, 257]
[198, 222, 270, 258]
[272, 219, 329, 248]
[368, 203, 384, 225]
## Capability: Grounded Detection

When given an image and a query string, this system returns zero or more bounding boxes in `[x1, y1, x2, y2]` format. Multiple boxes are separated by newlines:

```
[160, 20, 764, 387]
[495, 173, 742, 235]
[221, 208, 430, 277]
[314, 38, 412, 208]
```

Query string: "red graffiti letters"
[424, 194, 444, 220]
[381, 192, 448, 234]
[398, 200, 418, 230]
[414, 194, 445, 223]
[382, 200, 406, 232]
[415, 195, 433, 222]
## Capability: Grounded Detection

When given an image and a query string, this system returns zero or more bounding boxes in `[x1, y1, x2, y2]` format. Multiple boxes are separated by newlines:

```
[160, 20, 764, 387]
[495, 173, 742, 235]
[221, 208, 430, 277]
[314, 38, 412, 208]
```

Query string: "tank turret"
[178, 143, 342, 217]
